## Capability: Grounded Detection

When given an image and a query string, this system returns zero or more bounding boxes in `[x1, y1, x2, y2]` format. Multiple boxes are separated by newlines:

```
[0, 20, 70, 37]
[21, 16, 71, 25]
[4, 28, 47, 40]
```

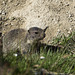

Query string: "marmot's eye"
[35, 32, 38, 34]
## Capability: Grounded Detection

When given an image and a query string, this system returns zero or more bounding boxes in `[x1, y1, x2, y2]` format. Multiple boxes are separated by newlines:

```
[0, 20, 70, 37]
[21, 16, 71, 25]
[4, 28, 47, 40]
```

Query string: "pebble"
[2, 1, 6, 5]
[69, 28, 72, 31]
[40, 56, 45, 59]
[57, 29, 61, 32]
[69, 13, 74, 17]
[66, 4, 69, 6]
[2, 1, 5, 4]
[4, 23, 9, 26]
[2, 16, 6, 21]
[8, 0, 13, 3]
[10, 17, 16, 20]
[15, 3, 19, 6]
[57, 29, 61, 34]
[11, 23, 14, 25]
[13, 53, 18, 57]
[68, 31, 71, 34]
[67, 28, 72, 34]
[56, 29, 61, 37]
[2, 12, 6, 15]
[69, 18, 73, 22]
[33, 64, 40, 68]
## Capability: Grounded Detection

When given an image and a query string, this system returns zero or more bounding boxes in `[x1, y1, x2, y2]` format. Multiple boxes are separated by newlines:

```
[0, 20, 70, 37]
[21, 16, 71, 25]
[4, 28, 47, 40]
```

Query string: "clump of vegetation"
[0, 32, 75, 75]
[52, 31, 75, 54]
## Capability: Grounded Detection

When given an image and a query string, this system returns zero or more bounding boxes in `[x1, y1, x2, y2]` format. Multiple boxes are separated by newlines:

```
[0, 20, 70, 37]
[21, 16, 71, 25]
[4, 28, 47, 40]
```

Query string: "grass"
[0, 31, 75, 75]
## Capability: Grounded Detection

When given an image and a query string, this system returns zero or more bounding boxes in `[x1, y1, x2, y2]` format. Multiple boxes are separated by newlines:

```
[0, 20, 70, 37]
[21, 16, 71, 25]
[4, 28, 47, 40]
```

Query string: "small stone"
[8, 0, 13, 2]
[57, 29, 61, 33]
[2, 12, 6, 15]
[69, 18, 73, 22]
[13, 53, 18, 57]
[69, 13, 74, 17]
[4, 23, 9, 26]
[66, 4, 69, 6]
[40, 56, 45, 59]
[11, 23, 14, 25]
[3, 1, 5, 4]
[10, 17, 16, 20]
[65, 2, 70, 6]
[68, 31, 71, 34]
[2, 17, 9, 21]
[33, 64, 40, 68]
[69, 28, 72, 31]
[2, 1, 6, 5]
[56, 29, 61, 36]
[15, 3, 19, 6]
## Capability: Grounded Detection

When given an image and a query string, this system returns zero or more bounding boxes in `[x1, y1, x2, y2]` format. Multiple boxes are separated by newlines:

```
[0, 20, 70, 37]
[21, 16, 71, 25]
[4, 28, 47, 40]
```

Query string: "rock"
[2, 11, 6, 15]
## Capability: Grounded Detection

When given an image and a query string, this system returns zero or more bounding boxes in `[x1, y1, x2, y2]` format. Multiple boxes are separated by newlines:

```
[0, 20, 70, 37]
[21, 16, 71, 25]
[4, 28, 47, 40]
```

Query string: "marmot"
[3, 27, 48, 55]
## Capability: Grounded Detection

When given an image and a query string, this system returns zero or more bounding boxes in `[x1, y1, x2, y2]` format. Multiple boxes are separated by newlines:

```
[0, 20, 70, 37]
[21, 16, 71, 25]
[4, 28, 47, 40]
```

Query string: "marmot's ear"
[44, 26, 49, 32]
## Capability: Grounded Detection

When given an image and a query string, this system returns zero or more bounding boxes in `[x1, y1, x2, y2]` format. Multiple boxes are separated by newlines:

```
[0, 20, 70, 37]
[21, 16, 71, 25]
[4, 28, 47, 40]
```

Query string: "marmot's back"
[4, 28, 27, 42]
[3, 28, 27, 54]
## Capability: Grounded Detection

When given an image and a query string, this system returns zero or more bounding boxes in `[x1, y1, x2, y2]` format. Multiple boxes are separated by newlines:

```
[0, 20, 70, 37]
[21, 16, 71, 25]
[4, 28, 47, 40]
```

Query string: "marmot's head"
[27, 27, 48, 44]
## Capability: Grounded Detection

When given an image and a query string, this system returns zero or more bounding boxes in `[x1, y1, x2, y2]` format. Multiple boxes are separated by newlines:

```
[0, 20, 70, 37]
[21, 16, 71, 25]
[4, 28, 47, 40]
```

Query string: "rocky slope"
[0, 0, 75, 44]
